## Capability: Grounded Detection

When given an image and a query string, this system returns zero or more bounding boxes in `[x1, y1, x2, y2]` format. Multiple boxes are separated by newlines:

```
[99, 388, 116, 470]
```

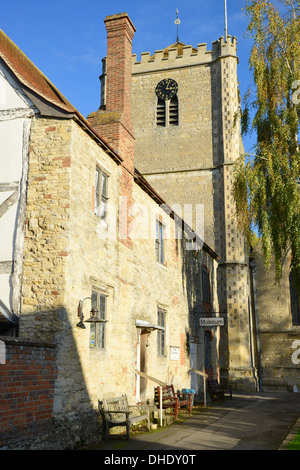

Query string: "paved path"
[86, 391, 300, 452]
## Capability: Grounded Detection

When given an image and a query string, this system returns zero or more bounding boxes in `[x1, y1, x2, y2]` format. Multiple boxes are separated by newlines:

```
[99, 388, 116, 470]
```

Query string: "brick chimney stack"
[88, 13, 136, 174]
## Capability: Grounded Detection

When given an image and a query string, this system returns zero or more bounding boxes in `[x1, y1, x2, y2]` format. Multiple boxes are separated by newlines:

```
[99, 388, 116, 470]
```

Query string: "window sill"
[156, 262, 167, 269]
[89, 347, 106, 353]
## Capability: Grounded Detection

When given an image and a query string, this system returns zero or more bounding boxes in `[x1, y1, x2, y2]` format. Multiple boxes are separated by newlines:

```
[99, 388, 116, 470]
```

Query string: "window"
[202, 267, 210, 303]
[157, 308, 166, 356]
[89, 291, 107, 349]
[204, 331, 212, 368]
[290, 268, 300, 326]
[156, 95, 179, 127]
[169, 95, 179, 126]
[156, 98, 166, 126]
[155, 219, 165, 265]
[95, 167, 108, 220]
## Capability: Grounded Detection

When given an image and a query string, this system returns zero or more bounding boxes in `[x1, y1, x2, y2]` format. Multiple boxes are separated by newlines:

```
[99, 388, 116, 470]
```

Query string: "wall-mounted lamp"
[76, 297, 108, 328]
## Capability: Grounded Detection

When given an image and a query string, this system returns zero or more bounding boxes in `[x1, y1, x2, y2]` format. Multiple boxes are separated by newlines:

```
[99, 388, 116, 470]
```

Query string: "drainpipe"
[249, 257, 262, 391]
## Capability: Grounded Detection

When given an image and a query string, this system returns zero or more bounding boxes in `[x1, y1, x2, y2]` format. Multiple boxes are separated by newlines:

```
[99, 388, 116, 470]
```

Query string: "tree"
[234, 0, 300, 288]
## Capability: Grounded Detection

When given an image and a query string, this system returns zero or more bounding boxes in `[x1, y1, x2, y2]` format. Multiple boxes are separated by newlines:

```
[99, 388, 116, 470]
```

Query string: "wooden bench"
[207, 379, 232, 402]
[99, 395, 150, 440]
[155, 384, 192, 421]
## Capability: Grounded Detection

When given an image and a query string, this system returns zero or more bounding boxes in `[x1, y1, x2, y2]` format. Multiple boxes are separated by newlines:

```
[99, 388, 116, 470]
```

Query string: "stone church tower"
[126, 36, 257, 389]
[96, 14, 300, 391]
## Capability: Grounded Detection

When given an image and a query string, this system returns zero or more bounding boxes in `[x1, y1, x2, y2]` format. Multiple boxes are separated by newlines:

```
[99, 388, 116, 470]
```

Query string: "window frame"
[89, 290, 107, 350]
[156, 94, 179, 128]
[156, 98, 166, 127]
[204, 331, 212, 369]
[95, 166, 109, 220]
[157, 308, 166, 356]
[155, 219, 165, 265]
[169, 94, 179, 126]
[202, 266, 211, 304]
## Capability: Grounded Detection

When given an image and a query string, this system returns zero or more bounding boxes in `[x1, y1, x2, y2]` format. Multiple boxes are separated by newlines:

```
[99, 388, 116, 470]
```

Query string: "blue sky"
[1, 0, 255, 152]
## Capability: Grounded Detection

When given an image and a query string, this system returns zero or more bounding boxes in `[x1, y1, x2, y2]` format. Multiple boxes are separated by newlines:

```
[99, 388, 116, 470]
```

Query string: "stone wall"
[20, 119, 71, 340]
[251, 243, 300, 391]
[18, 115, 220, 432]
[132, 53, 215, 249]
[130, 35, 255, 389]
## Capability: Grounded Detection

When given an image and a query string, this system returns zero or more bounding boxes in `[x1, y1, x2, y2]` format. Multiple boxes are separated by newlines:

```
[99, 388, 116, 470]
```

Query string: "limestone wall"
[130, 35, 255, 389]
[251, 244, 300, 390]
[19, 116, 220, 417]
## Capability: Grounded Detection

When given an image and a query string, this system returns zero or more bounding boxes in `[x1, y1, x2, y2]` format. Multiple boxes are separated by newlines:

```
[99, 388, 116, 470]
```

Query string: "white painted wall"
[0, 63, 35, 316]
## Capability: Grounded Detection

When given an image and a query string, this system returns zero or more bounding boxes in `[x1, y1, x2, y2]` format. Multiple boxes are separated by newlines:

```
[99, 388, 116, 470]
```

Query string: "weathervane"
[175, 9, 181, 44]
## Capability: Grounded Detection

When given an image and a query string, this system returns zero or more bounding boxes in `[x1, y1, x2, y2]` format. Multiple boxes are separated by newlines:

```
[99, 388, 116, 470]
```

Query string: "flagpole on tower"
[224, 0, 228, 41]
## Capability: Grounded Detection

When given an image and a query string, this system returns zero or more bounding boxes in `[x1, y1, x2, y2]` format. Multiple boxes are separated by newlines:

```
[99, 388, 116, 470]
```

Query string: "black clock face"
[155, 79, 178, 100]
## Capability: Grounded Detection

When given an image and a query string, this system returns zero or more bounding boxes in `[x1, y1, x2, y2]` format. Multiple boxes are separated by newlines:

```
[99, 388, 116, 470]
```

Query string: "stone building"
[249, 243, 300, 391]
[0, 14, 221, 446]
[127, 30, 255, 389]
[0, 10, 299, 449]
[98, 14, 300, 391]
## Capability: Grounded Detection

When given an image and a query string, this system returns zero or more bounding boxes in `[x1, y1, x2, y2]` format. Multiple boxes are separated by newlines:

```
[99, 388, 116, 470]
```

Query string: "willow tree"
[234, 0, 300, 287]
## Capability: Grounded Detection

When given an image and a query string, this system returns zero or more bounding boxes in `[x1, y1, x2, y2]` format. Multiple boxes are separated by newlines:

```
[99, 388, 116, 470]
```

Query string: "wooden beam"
[136, 370, 167, 386]
[0, 190, 18, 219]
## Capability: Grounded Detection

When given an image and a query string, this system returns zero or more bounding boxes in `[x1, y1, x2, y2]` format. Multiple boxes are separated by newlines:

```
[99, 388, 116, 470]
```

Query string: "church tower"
[98, 17, 258, 389]
[128, 34, 257, 389]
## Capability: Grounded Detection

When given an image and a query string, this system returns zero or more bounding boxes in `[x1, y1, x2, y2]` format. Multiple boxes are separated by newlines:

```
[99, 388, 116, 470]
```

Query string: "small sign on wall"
[199, 317, 224, 327]
[170, 346, 180, 361]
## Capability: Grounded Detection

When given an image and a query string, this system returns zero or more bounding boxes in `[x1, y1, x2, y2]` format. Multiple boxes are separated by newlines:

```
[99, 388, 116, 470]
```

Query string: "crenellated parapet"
[132, 36, 237, 73]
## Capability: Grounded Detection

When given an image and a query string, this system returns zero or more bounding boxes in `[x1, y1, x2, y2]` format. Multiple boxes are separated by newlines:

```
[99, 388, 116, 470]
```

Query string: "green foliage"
[234, 0, 300, 286]
[287, 428, 300, 450]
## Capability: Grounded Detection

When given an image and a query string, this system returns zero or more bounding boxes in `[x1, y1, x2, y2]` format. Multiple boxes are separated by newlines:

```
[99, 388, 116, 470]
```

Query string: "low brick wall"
[0, 336, 57, 448]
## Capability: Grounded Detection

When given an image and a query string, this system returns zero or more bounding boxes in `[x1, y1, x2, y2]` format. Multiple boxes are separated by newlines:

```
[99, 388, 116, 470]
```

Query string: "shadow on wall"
[0, 299, 19, 336]
[179, 231, 202, 327]
[1, 308, 104, 450]
[178, 224, 219, 388]
[250, 244, 300, 391]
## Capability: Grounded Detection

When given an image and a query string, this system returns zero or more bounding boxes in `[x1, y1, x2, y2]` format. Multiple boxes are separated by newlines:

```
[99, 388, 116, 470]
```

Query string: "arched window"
[290, 267, 300, 326]
[156, 95, 179, 127]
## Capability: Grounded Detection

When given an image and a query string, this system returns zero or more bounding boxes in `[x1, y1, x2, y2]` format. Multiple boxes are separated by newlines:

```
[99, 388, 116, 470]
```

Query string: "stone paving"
[83, 391, 300, 452]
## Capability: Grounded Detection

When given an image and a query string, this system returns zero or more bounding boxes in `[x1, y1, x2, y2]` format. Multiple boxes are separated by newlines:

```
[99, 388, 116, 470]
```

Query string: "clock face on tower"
[155, 79, 178, 100]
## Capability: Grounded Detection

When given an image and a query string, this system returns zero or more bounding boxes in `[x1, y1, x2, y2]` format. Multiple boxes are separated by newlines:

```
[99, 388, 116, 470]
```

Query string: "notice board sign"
[199, 317, 224, 327]
[170, 347, 180, 361]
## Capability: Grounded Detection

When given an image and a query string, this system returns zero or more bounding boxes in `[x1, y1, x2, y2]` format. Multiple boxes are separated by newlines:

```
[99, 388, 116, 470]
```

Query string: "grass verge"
[287, 428, 300, 450]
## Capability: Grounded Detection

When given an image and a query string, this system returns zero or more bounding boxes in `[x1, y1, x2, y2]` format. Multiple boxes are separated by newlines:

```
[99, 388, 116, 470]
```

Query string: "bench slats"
[155, 384, 192, 420]
[207, 379, 232, 402]
[99, 395, 150, 440]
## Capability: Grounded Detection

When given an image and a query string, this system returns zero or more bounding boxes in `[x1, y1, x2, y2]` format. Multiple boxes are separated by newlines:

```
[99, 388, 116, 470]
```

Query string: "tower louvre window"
[156, 95, 179, 127]
[169, 95, 179, 125]
[156, 98, 166, 126]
